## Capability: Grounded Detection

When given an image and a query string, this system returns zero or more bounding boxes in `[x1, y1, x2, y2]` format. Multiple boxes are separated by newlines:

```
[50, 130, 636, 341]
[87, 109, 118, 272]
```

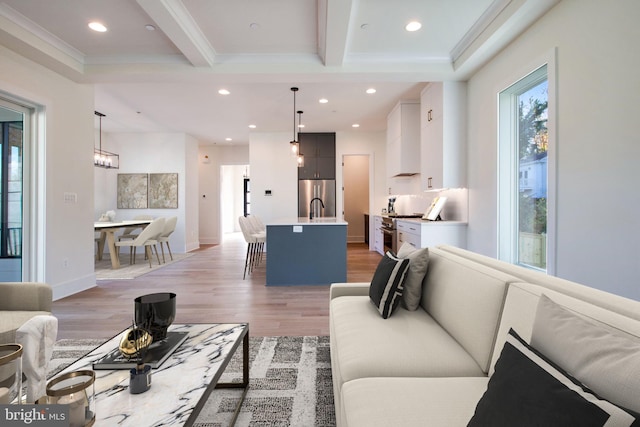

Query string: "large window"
[498, 65, 550, 271]
[0, 101, 26, 280]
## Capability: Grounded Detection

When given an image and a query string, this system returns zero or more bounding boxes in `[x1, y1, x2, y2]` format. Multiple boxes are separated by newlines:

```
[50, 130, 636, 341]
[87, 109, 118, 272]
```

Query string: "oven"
[381, 216, 397, 254]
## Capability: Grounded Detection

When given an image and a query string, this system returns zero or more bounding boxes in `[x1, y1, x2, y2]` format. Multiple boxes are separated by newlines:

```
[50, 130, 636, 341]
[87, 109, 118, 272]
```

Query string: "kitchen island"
[266, 217, 347, 286]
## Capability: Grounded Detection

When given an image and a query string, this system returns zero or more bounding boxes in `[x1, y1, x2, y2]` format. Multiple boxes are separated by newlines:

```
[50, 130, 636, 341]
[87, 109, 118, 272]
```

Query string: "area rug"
[49, 336, 336, 427]
[94, 252, 193, 280]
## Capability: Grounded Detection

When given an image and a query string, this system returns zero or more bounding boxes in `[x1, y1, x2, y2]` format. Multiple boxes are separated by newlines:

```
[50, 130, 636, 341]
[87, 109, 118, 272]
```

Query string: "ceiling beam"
[136, 0, 216, 68]
[319, 0, 354, 67]
[0, 4, 85, 81]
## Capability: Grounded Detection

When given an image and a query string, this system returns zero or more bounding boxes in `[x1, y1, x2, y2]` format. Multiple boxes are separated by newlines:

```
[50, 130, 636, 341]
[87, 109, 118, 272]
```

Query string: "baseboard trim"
[52, 273, 96, 301]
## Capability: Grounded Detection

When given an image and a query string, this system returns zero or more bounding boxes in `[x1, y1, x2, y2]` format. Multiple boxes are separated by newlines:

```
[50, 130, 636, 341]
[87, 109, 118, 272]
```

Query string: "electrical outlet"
[63, 258, 69, 268]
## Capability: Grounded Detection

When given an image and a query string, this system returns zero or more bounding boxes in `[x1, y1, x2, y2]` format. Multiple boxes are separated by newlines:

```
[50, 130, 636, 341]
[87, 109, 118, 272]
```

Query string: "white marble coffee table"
[50, 323, 249, 426]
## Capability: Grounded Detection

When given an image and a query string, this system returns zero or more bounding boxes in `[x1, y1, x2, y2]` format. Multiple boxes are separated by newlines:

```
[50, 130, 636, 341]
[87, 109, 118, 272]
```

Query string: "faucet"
[309, 197, 325, 220]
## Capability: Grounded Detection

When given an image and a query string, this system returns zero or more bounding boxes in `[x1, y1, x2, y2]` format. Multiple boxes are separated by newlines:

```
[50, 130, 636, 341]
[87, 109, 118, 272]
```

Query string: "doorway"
[220, 164, 249, 234]
[342, 155, 370, 243]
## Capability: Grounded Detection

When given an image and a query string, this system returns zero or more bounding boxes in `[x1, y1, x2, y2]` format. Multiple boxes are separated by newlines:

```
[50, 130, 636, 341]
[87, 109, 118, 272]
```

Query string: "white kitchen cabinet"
[396, 220, 421, 248]
[373, 215, 384, 255]
[396, 219, 467, 249]
[387, 100, 420, 178]
[420, 82, 467, 191]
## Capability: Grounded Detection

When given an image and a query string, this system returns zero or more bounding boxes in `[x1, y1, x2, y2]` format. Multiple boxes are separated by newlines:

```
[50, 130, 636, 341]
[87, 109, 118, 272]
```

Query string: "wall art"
[117, 174, 148, 209]
[149, 173, 178, 209]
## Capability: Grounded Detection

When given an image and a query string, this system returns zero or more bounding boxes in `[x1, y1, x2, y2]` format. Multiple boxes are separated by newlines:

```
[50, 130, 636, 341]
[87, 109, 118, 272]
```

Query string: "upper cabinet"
[421, 82, 467, 191]
[387, 100, 420, 177]
[298, 132, 336, 180]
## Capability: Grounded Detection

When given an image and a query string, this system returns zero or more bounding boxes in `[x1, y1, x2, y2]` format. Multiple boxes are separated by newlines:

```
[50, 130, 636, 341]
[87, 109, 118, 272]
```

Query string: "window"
[498, 65, 550, 272]
[0, 100, 28, 280]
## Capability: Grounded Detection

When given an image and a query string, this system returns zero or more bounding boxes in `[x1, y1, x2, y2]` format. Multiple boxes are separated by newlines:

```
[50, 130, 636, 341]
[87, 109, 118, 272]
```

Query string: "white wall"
[0, 45, 95, 299]
[94, 132, 200, 253]
[249, 132, 299, 223]
[466, 0, 640, 299]
[198, 145, 249, 244]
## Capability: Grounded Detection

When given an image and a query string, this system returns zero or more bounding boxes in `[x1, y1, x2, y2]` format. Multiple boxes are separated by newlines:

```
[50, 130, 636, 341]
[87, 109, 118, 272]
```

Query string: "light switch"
[64, 192, 77, 204]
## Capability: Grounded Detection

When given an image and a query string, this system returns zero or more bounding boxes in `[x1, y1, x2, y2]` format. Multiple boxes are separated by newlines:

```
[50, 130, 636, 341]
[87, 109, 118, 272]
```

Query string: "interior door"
[342, 155, 370, 243]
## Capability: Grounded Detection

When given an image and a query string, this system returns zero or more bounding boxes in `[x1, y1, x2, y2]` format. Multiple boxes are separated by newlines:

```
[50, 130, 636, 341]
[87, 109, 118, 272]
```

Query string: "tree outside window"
[516, 81, 548, 269]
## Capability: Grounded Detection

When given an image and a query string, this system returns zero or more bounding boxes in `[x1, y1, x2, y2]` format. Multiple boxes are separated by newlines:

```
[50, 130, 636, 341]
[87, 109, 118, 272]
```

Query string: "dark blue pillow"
[369, 251, 409, 319]
[468, 328, 640, 427]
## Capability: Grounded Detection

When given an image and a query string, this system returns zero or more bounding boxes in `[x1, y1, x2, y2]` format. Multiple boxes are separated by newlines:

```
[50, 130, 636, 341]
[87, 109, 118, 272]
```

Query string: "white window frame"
[498, 49, 557, 275]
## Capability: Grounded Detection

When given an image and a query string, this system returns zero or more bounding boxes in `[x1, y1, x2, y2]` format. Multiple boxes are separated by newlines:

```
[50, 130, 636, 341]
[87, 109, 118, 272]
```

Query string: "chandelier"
[94, 111, 119, 169]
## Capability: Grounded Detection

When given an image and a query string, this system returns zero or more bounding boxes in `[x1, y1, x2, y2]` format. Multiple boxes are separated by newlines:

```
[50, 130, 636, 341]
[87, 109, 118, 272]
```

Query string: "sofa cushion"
[532, 294, 640, 413]
[0, 311, 52, 344]
[342, 377, 488, 427]
[330, 296, 485, 387]
[468, 329, 640, 427]
[490, 283, 640, 375]
[396, 243, 429, 311]
[422, 248, 516, 373]
[369, 251, 409, 319]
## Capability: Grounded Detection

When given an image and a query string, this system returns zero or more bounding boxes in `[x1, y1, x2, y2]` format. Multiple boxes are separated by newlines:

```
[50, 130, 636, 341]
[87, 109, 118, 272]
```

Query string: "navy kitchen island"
[266, 217, 347, 286]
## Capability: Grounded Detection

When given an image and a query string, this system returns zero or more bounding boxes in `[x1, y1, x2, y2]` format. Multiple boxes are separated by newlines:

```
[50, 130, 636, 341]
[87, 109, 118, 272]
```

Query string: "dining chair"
[118, 215, 154, 241]
[157, 216, 178, 263]
[115, 217, 165, 268]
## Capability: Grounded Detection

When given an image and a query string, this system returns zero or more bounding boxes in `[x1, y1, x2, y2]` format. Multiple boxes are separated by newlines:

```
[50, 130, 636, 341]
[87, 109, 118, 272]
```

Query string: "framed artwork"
[117, 174, 148, 209]
[149, 173, 178, 209]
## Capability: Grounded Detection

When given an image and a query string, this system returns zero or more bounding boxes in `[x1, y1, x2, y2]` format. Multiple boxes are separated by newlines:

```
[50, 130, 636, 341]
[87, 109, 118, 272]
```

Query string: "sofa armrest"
[0, 282, 52, 312]
[330, 282, 370, 300]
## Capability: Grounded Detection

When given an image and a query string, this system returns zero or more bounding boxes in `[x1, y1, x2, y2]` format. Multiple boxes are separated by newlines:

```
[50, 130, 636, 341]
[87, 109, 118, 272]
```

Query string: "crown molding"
[0, 3, 85, 65]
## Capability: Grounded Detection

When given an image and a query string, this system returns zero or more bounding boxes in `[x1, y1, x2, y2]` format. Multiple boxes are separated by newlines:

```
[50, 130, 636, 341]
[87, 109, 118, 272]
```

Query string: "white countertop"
[394, 218, 467, 226]
[268, 217, 348, 226]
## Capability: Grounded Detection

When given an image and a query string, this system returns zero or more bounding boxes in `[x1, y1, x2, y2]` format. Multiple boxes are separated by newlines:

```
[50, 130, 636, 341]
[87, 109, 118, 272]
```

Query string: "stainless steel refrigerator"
[298, 180, 336, 219]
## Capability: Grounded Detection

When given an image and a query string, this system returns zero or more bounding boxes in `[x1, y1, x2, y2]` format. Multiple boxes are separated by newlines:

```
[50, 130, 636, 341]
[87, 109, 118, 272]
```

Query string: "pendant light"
[289, 87, 299, 157]
[296, 110, 304, 167]
[94, 111, 119, 169]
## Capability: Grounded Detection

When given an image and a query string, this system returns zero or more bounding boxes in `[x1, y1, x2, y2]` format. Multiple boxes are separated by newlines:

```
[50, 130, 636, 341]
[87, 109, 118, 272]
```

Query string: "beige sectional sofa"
[0, 282, 53, 345]
[329, 245, 640, 427]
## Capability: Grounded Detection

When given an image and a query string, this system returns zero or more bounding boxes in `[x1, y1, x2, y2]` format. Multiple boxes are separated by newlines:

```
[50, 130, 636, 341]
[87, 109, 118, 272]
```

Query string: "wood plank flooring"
[52, 232, 382, 340]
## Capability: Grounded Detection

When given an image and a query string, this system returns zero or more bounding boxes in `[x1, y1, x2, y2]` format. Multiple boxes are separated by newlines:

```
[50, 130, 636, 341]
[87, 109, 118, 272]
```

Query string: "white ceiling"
[0, 0, 558, 145]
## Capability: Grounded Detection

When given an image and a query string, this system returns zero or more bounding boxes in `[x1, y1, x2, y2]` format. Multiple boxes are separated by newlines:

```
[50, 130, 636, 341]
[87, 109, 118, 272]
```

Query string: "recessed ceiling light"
[249, 23, 260, 30]
[88, 22, 107, 32]
[298, 124, 305, 128]
[218, 89, 230, 95]
[225, 138, 232, 142]
[248, 124, 257, 129]
[360, 23, 369, 30]
[366, 88, 376, 94]
[319, 98, 328, 104]
[405, 21, 422, 32]
[352, 124, 360, 128]
[145, 24, 156, 31]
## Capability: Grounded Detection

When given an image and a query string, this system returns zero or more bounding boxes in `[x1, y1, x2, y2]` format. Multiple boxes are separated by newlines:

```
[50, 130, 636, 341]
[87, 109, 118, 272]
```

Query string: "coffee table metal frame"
[48, 323, 249, 427]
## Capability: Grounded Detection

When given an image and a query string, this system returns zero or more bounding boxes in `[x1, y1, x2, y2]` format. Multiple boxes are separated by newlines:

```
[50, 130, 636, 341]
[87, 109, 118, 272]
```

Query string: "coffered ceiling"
[0, 0, 558, 144]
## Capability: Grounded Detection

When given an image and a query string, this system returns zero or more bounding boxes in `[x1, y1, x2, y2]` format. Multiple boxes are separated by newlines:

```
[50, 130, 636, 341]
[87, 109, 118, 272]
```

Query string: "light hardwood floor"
[52, 232, 382, 339]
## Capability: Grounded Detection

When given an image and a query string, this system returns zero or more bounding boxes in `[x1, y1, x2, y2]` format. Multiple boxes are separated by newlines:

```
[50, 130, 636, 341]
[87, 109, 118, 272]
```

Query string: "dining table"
[94, 220, 152, 269]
